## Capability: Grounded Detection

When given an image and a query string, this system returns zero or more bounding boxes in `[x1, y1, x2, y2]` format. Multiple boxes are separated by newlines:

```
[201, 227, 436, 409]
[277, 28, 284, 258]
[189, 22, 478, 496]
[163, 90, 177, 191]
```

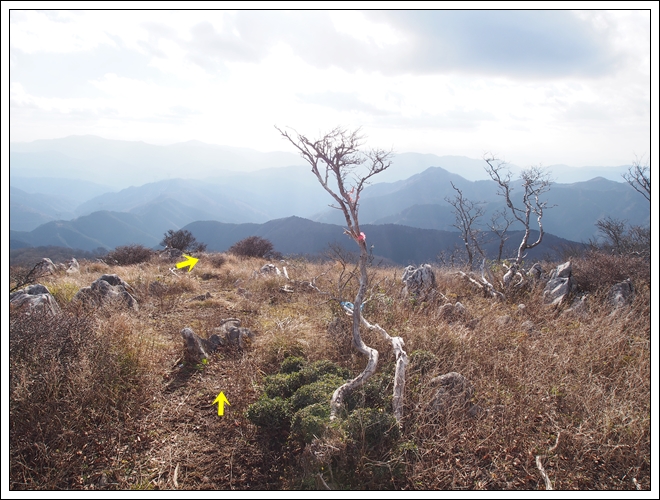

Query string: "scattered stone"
[527, 262, 544, 280]
[159, 247, 184, 263]
[438, 302, 469, 323]
[259, 263, 281, 276]
[496, 315, 512, 326]
[521, 320, 536, 334]
[402, 264, 436, 300]
[211, 318, 256, 349]
[190, 292, 212, 301]
[33, 258, 56, 278]
[543, 261, 576, 306]
[73, 274, 138, 311]
[66, 258, 80, 274]
[564, 294, 589, 317]
[517, 304, 526, 314]
[10, 283, 61, 316]
[181, 327, 223, 364]
[609, 279, 634, 309]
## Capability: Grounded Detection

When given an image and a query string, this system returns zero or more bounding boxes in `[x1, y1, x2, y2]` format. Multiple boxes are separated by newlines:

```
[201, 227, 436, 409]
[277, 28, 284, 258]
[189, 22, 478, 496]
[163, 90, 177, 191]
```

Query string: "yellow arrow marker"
[213, 391, 230, 416]
[176, 254, 199, 272]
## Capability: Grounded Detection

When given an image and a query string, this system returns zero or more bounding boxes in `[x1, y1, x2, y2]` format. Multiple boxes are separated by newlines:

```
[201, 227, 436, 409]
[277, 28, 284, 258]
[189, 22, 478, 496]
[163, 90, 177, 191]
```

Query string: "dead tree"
[622, 156, 650, 203]
[484, 156, 552, 286]
[489, 207, 514, 263]
[277, 125, 408, 425]
[445, 181, 485, 269]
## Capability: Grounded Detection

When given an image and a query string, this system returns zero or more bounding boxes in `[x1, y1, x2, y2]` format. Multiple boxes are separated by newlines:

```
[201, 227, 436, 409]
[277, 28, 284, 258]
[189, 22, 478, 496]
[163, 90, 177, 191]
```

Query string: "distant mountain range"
[9, 212, 581, 266]
[10, 134, 633, 187]
[9, 135, 648, 261]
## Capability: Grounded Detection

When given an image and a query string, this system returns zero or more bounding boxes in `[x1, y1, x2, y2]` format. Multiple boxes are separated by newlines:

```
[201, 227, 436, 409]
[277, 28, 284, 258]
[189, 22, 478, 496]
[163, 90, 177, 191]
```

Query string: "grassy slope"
[9, 252, 651, 491]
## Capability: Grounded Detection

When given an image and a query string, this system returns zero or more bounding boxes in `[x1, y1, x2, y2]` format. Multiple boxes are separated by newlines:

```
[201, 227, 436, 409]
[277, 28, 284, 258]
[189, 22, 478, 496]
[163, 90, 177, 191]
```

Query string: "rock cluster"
[73, 274, 138, 311]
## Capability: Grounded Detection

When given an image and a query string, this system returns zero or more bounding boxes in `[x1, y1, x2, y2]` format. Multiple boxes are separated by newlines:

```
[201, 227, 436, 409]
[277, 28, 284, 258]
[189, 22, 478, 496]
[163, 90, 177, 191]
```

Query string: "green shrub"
[264, 371, 305, 399]
[280, 356, 306, 374]
[290, 374, 346, 412]
[345, 369, 391, 412]
[345, 407, 400, 449]
[301, 359, 350, 381]
[291, 402, 331, 443]
[245, 396, 290, 429]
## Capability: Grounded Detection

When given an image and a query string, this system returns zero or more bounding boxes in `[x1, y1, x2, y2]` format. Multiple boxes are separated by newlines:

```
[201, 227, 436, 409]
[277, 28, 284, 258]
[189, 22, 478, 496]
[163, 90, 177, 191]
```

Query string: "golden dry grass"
[9, 251, 651, 490]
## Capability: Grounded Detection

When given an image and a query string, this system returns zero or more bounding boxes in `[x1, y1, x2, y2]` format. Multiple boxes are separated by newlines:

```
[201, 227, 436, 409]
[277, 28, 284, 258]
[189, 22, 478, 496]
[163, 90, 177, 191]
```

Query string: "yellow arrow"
[213, 391, 230, 416]
[176, 254, 199, 272]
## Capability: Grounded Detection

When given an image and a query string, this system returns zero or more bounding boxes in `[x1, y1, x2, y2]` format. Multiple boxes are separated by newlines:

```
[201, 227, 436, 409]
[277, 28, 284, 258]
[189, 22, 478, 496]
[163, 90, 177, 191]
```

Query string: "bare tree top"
[623, 157, 650, 202]
[277, 125, 393, 240]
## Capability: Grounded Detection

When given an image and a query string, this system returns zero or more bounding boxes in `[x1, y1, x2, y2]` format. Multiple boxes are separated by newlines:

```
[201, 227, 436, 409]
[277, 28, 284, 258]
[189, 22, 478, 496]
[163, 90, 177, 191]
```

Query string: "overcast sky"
[6, 4, 655, 168]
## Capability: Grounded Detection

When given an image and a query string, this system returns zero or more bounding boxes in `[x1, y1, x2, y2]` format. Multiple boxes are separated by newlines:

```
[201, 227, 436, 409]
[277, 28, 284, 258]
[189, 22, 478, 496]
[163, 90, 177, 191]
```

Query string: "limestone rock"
[211, 318, 255, 349]
[260, 263, 281, 276]
[543, 261, 576, 306]
[402, 264, 436, 300]
[527, 263, 544, 280]
[609, 279, 634, 309]
[10, 283, 61, 316]
[33, 258, 56, 278]
[66, 258, 80, 274]
[438, 302, 469, 323]
[73, 274, 138, 311]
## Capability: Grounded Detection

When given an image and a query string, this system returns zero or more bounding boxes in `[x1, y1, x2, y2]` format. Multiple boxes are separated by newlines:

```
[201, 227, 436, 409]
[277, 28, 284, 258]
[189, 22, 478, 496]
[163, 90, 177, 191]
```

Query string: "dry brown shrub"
[571, 250, 650, 295]
[9, 309, 160, 490]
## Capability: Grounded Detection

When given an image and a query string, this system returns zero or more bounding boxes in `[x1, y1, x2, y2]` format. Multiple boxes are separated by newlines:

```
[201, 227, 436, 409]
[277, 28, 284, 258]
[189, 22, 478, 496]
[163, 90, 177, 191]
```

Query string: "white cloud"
[7, 8, 653, 168]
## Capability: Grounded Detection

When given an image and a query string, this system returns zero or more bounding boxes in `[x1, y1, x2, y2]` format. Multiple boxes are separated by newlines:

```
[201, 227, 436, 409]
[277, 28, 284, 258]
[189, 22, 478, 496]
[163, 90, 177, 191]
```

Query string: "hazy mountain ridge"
[10, 135, 633, 187]
[9, 135, 646, 246]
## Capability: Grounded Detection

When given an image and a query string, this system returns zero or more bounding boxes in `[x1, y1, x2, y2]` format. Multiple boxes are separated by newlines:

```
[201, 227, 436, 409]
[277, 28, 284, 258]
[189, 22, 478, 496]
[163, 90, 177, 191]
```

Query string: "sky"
[5, 3, 656, 169]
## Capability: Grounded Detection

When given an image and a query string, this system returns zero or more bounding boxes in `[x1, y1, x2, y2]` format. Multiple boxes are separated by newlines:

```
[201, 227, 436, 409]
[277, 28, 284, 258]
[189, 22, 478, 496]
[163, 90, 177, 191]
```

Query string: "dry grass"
[9, 251, 651, 490]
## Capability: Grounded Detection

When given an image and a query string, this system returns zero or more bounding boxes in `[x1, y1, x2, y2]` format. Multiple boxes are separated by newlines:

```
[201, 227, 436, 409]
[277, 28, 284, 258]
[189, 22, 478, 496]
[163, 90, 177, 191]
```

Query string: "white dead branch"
[341, 303, 408, 425]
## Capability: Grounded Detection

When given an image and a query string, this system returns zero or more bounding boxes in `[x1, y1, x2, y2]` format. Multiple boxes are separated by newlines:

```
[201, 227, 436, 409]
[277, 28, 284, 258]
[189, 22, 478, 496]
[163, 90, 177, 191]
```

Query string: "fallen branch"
[535, 432, 560, 491]
[535, 455, 552, 491]
[317, 473, 331, 490]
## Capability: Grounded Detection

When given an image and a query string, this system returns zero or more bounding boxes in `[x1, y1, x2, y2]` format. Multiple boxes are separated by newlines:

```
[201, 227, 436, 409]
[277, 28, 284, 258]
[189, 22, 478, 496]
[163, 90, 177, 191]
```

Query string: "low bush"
[208, 253, 227, 268]
[106, 244, 154, 266]
[228, 236, 276, 259]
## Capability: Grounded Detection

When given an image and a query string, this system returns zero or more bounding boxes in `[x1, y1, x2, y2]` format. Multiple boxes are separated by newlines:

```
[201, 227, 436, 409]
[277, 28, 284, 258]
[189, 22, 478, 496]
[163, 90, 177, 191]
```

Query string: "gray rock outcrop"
[73, 274, 138, 311]
[437, 302, 469, 323]
[609, 279, 634, 309]
[402, 264, 436, 300]
[66, 258, 80, 274]
[543, 261, 576, 306]
[181, 319, 256, 364]
[211, 318, 255, 349]
[10, 283, 61, 316]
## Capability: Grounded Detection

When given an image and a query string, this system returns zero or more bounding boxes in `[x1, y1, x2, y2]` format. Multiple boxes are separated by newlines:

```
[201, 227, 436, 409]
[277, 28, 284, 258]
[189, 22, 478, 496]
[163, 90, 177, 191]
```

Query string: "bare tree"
[622, 156, 650, 202]
[595, 216, 628, 252]
[484, 156, 552, 286]
[277, 125, 408, 424]
[595, 216, 650, 258]
[489, 207, 514, 263]
[445, 181, 485, 269]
